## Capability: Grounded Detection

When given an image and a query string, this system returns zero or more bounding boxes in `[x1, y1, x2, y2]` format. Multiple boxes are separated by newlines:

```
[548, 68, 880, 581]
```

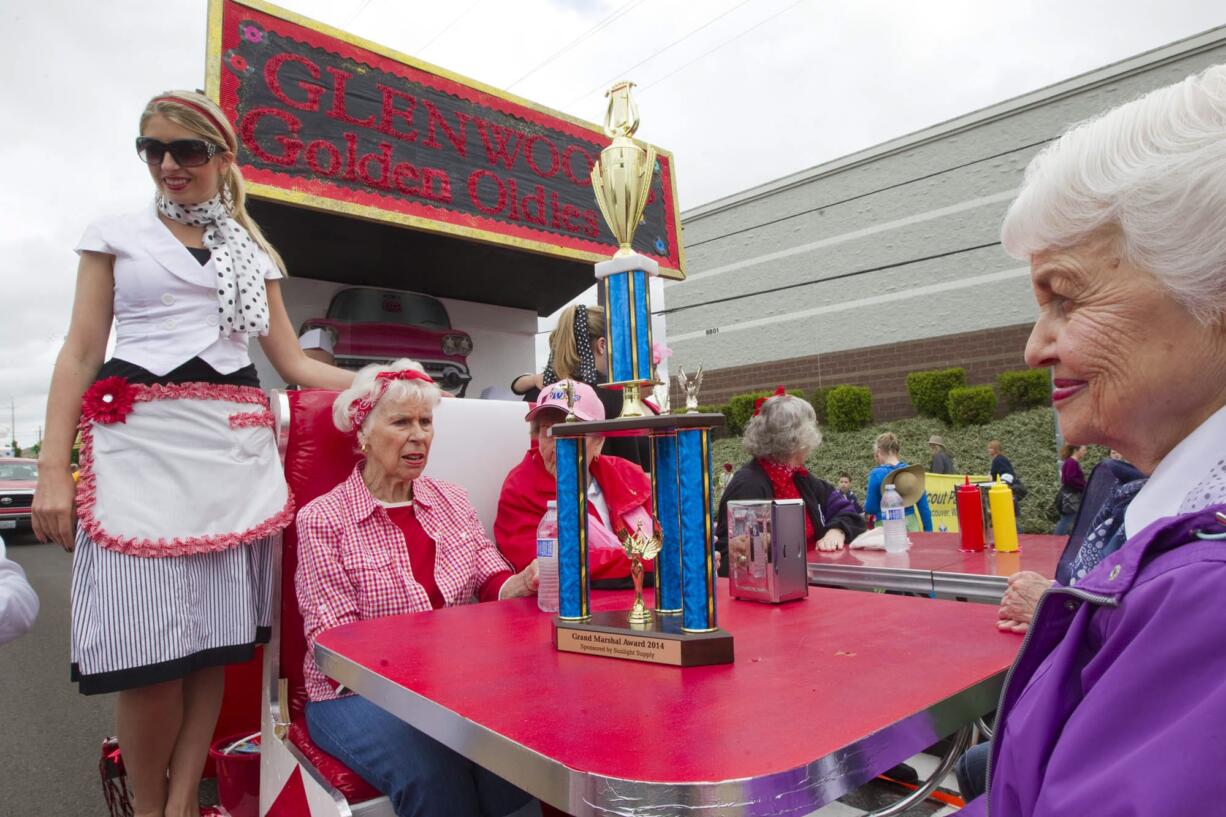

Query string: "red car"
[0, 458, 37, 534]
[300, 288, 474, 396]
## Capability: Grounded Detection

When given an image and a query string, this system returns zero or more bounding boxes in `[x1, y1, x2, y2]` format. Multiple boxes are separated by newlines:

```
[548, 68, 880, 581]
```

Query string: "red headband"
[753, 386, 788, 416]
[349, 369, 436, 431]
[151, 96, 234, 150]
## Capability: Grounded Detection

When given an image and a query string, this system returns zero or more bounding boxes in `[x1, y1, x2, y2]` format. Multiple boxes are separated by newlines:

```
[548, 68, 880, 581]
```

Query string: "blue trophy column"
[602, 269, 654, 385]
[555, 436, 589, 621]
[651, 432, 683, 614]
[678, 428, 717, 632]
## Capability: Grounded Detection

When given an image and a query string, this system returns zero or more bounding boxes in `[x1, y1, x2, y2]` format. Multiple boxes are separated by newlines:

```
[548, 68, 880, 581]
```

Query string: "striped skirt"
[70, 527, 274, 695]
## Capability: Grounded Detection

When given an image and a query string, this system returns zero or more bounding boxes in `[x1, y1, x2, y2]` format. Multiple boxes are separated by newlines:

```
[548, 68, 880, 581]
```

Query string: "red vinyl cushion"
[280, 389, 380, 804]
[287, 721, 381, 803]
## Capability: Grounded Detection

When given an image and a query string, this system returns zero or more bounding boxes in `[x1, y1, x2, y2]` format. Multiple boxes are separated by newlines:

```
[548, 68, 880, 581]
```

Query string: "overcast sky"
[1, 0, 1223, 446]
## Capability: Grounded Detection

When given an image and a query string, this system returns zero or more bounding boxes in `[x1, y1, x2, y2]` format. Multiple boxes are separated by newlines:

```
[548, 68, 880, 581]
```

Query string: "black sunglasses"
[135, 137, 223, 168]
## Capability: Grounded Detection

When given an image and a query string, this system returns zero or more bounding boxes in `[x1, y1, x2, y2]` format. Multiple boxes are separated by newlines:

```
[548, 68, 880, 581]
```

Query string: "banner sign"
[206, 0, 684, 276]
[924, 472, 989, 533]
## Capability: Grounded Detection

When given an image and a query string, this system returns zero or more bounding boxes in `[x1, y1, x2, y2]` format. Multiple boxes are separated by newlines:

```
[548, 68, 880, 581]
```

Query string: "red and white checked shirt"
[296, 465, 514, 702]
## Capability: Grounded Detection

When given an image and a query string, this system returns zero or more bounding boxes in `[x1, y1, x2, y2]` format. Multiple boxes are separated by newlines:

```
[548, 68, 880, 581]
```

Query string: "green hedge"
[948, 385, 997, 427]
[811, 386, 833, 426]
[827, 385, 873, 431]
[998, 369, 1050, 412]
[697, 404, 732, 438]
[906, 368, 966, 423]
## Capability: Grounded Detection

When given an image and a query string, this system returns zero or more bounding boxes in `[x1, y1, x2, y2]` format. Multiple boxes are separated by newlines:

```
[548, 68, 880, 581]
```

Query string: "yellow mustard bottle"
[989, 478, 1019, 552]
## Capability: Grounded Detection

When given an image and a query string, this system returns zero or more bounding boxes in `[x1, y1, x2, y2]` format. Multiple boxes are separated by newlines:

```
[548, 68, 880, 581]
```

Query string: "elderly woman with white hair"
[952, 65, 1226, 816]
[295, 359, 538, 817]
[714, 392, 865, 576]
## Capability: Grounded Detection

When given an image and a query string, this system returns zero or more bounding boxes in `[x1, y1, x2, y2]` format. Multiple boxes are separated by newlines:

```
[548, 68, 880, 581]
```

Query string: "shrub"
[811, 386, 833, 426]
[906, 368, 966, 422]
[948, 385, 997, 427]
[827, 385, 873, 432]
[697, 404, 732, 438]
[997, 369, 1050, 412]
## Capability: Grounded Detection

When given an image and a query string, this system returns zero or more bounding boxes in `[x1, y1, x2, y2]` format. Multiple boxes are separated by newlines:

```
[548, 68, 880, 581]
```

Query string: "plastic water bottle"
[881, 485, 909, 552]
[536, 501, 559, 613]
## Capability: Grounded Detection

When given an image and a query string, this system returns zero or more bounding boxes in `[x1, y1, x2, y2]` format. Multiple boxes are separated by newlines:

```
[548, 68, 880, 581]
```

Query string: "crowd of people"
[3, 60, 1225, 817]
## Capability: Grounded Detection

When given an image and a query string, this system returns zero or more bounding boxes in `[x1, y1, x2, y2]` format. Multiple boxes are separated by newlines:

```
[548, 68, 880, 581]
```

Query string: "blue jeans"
[1054, 512, 1077, 536]
[305, 695, 535, 817]
[955, 741, 990, 801]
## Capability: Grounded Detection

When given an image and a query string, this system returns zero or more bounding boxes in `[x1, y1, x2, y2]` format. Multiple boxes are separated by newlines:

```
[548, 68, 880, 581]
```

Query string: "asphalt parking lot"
[1, 532, 114, 817]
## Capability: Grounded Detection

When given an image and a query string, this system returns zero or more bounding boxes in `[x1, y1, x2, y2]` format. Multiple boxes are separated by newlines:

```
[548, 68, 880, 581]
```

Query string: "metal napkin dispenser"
[727, 499, 809, 603]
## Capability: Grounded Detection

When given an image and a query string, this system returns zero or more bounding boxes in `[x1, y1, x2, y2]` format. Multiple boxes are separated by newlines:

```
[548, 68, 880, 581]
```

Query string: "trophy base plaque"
[553, 612, 734, 667]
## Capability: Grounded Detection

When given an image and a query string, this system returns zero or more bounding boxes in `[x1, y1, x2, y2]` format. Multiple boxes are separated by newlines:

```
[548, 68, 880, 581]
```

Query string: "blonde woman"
[32, 90, 352, 817]
[511, 304, 648, 467]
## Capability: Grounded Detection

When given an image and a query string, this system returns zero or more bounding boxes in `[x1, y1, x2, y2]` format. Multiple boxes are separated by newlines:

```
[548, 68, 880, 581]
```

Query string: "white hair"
[332, 358, 442, 436]
[742, 395, 822, 462]
[1001, 63, 1226, 324]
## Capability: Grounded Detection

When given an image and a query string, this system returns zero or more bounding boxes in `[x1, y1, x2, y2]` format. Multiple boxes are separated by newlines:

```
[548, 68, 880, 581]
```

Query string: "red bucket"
[209, 732, 261, 817]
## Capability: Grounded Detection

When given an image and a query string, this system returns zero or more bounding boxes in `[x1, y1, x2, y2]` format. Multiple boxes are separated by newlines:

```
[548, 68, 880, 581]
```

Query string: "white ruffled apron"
[76, 382, 293, 556]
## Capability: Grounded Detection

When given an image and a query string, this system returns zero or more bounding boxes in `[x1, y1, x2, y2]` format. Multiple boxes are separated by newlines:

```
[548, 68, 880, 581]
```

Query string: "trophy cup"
[548, 83, 732, 667]
[591, 81, 658, 418]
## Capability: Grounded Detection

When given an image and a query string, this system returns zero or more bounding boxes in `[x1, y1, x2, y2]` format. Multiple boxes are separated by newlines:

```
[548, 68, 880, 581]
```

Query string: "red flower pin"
[82, 377, 137, 424]
[752, 385, 788, 416]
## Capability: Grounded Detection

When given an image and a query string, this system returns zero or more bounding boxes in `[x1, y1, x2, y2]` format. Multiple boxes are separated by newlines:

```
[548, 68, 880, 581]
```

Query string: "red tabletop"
[928, 534, 1066, 577]
[315, 582, 1021, 814]
[808, 533, 975, 572]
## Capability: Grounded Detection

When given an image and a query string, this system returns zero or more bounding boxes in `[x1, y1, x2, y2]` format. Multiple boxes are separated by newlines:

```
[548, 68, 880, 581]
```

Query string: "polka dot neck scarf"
[157, 193, 269, 337]
[542, 305, 600, 386]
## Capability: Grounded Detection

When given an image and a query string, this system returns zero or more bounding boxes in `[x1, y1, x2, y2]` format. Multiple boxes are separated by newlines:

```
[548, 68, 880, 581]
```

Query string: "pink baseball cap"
[526, 379, 605, 423]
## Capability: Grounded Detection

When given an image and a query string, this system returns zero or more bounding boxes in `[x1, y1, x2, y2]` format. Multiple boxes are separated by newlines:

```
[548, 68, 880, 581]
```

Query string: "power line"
[565, 0, 755, 107]
[658, 241, 1003, 316]
[343, 0, 379, 27]
[506, 0, 650, 92]
[417, 0, 488, 56]
[685, 137, 1058, 250]
[637, 0, 809, 95]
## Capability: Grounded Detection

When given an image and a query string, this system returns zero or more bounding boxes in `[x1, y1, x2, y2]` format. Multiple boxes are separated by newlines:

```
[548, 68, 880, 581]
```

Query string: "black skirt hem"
[71, 626, 271, 695]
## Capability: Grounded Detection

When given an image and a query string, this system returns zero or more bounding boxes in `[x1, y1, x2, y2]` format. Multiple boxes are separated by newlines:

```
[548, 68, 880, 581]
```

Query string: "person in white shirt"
[32, 90, 353, 817]
[0, 535, 38, 646]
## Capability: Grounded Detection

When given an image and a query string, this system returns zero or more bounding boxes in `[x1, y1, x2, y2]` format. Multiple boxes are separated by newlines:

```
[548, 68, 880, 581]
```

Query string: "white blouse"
[75, 204, 282, 376]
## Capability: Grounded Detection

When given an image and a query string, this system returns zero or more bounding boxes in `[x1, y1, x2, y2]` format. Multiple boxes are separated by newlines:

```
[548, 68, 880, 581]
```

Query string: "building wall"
[683, 323, 1034, 421]
[665, 28, 1226, 415]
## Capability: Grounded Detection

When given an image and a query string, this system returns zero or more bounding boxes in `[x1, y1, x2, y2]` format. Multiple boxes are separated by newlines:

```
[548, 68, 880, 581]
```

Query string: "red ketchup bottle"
[956, 476, 986, 552]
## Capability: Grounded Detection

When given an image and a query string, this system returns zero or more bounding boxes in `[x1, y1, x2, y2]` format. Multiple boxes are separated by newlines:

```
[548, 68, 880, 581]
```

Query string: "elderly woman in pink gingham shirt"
[295, 358, 538, 817]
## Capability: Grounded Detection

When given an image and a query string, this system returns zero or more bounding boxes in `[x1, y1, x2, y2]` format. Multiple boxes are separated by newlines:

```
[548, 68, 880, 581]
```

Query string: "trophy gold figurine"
[591, 82, 658, 418]
[619, 521, 663, 626]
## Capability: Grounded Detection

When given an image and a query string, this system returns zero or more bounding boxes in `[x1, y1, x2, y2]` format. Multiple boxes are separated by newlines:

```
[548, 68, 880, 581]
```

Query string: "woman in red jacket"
[495, 380, 652, 587]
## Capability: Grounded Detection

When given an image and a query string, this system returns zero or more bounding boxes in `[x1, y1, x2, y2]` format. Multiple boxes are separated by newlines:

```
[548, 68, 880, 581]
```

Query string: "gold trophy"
[619, 521, 662, 626]
[591, 81, 657, 258]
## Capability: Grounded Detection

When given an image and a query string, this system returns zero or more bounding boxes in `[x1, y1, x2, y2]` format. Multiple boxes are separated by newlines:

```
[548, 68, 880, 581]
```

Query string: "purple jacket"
[958, 502, 1226, 816]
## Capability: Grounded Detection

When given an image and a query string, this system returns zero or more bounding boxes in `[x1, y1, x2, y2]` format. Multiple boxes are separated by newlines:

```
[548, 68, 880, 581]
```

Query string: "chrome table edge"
[316, 642, 1004, 816]
[807, 563, 936, 596]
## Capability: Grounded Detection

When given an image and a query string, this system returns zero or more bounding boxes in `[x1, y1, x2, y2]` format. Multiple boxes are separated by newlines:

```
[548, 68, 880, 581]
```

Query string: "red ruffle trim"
[75, 383, 290, 557]
[229, 409, 276, 429]
[134, 382, 269, 405]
